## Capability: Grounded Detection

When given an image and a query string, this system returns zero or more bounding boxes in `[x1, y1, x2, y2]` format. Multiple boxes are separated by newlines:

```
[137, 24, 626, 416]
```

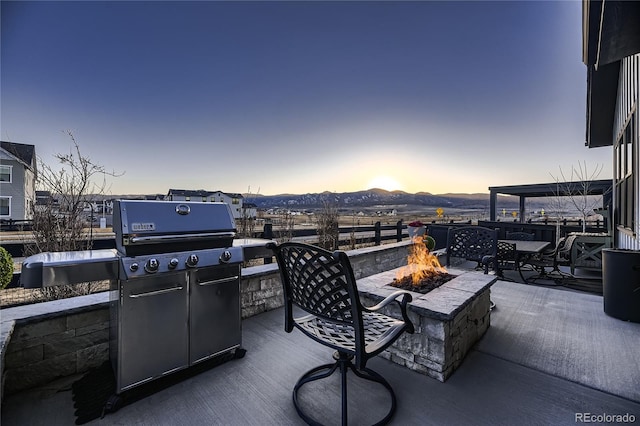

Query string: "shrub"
[424, 235, 436, 251]
[0, 246, 14, 289]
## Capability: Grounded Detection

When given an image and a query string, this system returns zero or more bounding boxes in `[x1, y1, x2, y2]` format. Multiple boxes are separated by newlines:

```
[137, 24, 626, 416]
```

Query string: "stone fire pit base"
[357, 267, 496, 382]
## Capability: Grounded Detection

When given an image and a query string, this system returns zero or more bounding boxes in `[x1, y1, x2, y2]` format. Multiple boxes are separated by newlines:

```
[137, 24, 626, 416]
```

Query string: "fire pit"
[390, 240, 455, 293]
[357, 242, 497, 381]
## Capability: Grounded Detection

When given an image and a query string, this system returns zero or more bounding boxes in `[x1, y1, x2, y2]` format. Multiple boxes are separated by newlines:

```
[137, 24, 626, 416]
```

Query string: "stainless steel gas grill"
[110, 200, 244, 393]
[22, 199, 246, 394]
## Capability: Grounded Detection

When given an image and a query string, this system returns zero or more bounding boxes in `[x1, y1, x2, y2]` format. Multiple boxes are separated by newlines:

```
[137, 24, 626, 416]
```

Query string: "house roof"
[582, 0, 640, 148]
[0, 141, 37, 171]
[167, 189, 243, 198]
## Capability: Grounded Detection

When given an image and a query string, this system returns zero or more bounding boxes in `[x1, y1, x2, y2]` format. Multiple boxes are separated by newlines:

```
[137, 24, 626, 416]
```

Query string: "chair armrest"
[363, 290, 414, 334]
[481, 255, 495, 274]
[365, 290, 412, 311]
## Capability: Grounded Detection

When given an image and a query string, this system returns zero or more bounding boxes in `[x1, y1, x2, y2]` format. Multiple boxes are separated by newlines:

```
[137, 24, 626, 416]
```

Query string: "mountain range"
[242, 188, 532, 211]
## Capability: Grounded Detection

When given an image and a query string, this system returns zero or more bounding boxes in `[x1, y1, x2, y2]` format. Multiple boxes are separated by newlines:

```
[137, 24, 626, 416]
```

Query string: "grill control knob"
[186, 254, 199, 268]
[145, 258, 159, 273]
[129, 262, 139, 272]
[168, 258, 179, 269]
[219, 250, 233, 263]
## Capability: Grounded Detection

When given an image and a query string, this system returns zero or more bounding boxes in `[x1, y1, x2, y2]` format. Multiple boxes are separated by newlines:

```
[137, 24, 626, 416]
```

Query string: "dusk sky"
[1, 1, 612, 196]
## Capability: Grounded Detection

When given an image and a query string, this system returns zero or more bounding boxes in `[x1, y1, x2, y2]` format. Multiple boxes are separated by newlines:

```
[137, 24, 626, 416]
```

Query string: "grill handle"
[198, 276, 239, 286]
[129, 231, 236, 245]
[129, 286, 184, 298]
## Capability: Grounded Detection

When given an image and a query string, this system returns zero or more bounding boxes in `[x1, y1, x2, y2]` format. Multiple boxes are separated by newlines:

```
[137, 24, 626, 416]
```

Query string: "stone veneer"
[357, 267, 496, 381]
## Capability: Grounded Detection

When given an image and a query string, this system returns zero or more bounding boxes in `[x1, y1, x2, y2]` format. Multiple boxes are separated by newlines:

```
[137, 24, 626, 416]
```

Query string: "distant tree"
[25, 130, 123, 300]
[545, 177, 570, 245]
[316, 198, 339, 250]
[238, 187, 256, 239]
[550, 161, 608, 233]
[275, 210, 296, 243]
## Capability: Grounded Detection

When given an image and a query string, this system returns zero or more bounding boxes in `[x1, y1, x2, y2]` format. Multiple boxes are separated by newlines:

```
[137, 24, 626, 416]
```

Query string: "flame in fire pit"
[397, 237, 447, 286]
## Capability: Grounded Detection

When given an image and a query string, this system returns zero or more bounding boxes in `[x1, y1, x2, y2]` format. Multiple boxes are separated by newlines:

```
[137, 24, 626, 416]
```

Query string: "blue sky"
[1, 1, 611, 196]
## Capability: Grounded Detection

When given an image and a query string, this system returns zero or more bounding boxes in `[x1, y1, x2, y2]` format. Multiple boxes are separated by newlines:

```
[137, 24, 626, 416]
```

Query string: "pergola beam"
[488, 180, 612, 222]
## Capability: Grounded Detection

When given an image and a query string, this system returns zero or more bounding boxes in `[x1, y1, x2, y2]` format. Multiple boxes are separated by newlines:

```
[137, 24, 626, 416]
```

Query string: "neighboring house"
[35, 191, 59, 213]
[583, 0, 640, 249]
[166, 189, 247, 219]
[242, 202, 258, 220]
[85, 199, 115, 215]
[0, 141, 37, 222]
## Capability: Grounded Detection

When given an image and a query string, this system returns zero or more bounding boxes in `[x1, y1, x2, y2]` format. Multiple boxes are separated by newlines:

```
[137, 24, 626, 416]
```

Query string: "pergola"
[488, 180, 613, 222]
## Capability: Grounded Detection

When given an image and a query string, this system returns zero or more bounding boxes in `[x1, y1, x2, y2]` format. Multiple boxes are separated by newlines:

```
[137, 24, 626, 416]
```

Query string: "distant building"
[35, 191, 59, 213]
[0, 141, 37, 222]
[166, 189, 248, 219]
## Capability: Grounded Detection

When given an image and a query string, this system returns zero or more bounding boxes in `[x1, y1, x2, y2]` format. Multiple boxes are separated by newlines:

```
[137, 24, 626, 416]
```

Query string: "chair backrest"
[446, 226, 498, 267]
[496, 240, 517, 265]
[269, 242, 365, 348]
[556, 235, 577, 261]
[506, 231, 534, 241]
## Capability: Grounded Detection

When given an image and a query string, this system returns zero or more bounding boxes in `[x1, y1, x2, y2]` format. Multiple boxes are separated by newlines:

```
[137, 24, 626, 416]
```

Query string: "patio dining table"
[499, 239, 551, 283]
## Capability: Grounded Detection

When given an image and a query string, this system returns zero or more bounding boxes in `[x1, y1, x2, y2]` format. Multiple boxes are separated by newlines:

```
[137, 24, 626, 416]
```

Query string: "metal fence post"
[374, 222, 381, 245]
[263, 223, 273, 240]
[262, 223, 273, 263]
[396, 220, 403, 242]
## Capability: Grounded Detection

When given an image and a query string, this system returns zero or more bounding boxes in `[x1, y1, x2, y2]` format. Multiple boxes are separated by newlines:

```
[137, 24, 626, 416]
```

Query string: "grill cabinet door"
[189, 265, 241, 364]
[118, 272, 189, 391]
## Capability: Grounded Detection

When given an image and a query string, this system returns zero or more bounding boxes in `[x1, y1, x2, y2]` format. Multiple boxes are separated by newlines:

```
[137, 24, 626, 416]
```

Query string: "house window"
[232, 198, 239, 204]
[185, 196, 191, 201]
[0, 197, 10, 216]
[202, 197, 207, 202]
[614, 111, 636, 233]
[0, 165, 12, 182]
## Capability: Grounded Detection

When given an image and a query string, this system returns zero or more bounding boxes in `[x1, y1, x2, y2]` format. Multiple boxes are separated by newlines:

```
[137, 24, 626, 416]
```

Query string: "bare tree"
[238, 187, 256, 238]
[316, 198, 339, 250]
[26, 131, 123, 300]
[275, 210, 296, 243]
[544, 176, 570, 245]
[550, 161, 607, 233]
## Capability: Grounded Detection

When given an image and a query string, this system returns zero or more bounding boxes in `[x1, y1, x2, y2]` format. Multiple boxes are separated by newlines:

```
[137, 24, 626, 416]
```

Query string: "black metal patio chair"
[445, 226, 499, 309]
[525, 236, 573, 283]
[445, 226, 498, 273]
[496, 240, 519, 279]
[268, 241, 414, 426]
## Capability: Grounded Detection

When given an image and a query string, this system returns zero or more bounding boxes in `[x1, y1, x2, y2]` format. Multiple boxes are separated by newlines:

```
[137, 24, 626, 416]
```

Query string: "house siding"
[0, 159, 27, 221]
[613, 54, 640, 250]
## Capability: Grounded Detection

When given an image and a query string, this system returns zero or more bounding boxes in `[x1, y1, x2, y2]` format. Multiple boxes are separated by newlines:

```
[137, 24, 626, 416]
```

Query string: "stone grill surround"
[1, 242, 414, 399]
[357, 267, 496, 381]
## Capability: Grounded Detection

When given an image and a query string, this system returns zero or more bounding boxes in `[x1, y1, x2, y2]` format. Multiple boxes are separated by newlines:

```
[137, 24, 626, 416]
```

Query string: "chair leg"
[292, 351, 397, 426]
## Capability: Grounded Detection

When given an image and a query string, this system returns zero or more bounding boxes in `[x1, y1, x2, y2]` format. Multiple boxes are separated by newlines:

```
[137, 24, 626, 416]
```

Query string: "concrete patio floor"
[2, 279, 639, 425]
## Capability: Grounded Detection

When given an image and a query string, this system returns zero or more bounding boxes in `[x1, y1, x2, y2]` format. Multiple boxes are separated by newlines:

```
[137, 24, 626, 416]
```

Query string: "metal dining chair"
[445, 226, 498, 273]
[268, 242, 414, 426]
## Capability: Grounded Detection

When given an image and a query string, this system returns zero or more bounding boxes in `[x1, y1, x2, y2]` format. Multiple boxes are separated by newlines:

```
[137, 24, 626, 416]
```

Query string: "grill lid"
[113, 200, 237, 255]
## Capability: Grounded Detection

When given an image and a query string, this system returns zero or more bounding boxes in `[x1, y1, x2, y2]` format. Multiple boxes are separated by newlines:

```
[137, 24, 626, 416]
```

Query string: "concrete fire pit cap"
[356, 267, 497, 321]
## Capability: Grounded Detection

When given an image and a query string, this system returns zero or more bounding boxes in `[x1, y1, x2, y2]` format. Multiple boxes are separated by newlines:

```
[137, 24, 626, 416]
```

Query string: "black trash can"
[602, 249, 640, 323]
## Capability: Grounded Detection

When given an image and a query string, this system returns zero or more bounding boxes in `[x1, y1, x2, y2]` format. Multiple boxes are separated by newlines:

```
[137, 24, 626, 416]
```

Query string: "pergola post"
[519, 196, 526, 223]
[489, 189, 497, 221]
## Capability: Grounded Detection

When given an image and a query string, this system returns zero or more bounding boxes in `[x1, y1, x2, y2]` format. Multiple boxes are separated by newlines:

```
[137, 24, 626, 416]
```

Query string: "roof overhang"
[582, 0, 640, 148]
[585, 61, 619, 148]
[583, 0, 640, 68]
